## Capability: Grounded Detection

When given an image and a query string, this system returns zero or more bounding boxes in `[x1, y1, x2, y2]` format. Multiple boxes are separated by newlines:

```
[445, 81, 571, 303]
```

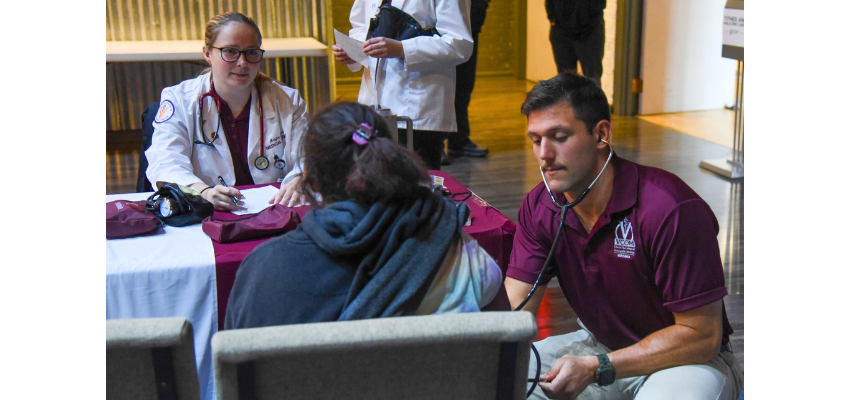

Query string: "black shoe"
[440, 149, 451, 166]
[448, 142, 489, 158]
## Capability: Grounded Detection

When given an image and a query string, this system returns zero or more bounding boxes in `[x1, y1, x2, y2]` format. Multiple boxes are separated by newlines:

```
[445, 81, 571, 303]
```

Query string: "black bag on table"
[367, 0, 439, 41]
[146, 182, 214, 227]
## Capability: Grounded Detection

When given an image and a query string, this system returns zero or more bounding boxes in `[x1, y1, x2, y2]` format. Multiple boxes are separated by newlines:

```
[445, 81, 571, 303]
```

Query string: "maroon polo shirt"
[507, 155, 733, 351]
[218, 96, 255, 186]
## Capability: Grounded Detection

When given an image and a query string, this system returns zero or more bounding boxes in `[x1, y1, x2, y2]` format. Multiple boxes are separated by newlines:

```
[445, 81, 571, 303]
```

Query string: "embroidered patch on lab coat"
[154, 100, 175, 123]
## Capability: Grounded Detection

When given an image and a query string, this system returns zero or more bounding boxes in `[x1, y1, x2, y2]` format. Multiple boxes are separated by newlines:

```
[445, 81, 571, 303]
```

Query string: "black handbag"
[146, 182, 215, 227]
[367, 0, 439, 41]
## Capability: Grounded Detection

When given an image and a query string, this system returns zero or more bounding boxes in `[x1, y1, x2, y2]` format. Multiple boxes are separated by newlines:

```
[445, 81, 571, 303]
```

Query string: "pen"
[217, 176, 239, 206]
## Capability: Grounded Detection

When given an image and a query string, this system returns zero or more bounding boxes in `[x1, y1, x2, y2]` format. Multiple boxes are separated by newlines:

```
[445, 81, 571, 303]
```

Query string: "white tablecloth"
[106, 192, 217, 400]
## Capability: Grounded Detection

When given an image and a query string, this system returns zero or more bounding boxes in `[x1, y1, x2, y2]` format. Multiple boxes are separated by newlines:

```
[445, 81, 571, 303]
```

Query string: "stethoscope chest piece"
[254, 155, 269, 170]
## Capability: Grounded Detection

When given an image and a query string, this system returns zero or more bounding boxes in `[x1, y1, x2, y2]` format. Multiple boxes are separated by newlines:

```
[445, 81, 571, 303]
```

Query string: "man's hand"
[270, 175, 304, 207]
[362, 37, 404, 59]
[538, 355, 599, 400]
[332, 45, 357, 65]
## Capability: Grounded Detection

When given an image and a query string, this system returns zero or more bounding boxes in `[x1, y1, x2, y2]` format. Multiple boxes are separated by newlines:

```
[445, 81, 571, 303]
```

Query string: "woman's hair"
[298, 102, 431, 206]
[201, 11, 270, 89]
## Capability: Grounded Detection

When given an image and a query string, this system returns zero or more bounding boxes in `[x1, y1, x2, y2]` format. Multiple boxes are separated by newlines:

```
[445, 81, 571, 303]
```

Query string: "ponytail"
[298, 102, 431, 207]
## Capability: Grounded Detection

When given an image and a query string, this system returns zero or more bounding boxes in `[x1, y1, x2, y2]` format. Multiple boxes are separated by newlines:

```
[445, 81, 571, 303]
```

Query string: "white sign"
[722, 8, 744, 48]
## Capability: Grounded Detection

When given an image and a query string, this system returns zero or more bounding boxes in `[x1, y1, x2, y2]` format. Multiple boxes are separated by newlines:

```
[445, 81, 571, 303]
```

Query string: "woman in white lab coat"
[146, 12, 307, 211]
[332, 0, 473, 170]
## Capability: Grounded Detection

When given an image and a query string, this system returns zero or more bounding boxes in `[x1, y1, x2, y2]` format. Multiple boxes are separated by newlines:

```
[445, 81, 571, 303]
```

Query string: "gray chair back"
[212, 311, 537, 400]
[106, 317, 200, 400]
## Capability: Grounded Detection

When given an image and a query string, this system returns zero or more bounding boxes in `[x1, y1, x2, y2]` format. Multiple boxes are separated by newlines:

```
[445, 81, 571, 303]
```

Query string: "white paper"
[334, 29, 369, 67]
[231, 185, 280, 215]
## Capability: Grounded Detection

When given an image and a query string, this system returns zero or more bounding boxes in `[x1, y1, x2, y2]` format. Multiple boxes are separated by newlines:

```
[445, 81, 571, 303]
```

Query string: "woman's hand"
[201, 185, 243, 211]
[270, 175, 305, 207]
[362, 37, 404, 59]
[332, 45, 357, 65]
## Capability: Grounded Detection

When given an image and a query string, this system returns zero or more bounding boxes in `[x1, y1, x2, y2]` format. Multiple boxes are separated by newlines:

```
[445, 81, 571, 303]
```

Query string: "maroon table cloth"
[210, 171, 517, 328]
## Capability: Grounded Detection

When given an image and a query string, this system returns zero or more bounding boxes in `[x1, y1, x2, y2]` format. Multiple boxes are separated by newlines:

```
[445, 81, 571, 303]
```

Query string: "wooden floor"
[107, 76, 744, 370]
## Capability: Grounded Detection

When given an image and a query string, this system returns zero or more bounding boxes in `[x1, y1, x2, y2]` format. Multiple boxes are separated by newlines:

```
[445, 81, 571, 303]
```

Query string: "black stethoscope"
[194, 76, 285, 171]
[520, 138, 614, 397]
[514, 138, 614, 311]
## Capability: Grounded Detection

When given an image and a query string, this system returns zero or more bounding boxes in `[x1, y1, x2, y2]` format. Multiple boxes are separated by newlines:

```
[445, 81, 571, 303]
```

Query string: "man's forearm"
[607, 301, 723, 379]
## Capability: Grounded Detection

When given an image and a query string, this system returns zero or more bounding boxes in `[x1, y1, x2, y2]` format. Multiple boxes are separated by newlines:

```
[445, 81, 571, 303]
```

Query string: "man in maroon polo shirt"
[506, 72, 742, 400]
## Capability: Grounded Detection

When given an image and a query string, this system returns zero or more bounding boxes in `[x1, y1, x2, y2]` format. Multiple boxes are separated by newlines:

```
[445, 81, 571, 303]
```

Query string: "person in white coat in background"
[146, 11, 308, 211]
[332, 0, 473, 170]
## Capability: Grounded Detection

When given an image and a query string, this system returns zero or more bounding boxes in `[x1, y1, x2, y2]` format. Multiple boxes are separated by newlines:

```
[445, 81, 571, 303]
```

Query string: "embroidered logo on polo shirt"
[614, 217, 636, 259]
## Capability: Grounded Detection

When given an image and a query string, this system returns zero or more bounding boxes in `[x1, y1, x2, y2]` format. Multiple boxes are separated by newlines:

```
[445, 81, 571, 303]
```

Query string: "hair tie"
[352, 123, 377, 145]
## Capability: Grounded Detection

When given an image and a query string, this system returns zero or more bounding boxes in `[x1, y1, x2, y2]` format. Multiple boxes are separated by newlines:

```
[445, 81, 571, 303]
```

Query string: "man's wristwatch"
[595, 354, 616, 386]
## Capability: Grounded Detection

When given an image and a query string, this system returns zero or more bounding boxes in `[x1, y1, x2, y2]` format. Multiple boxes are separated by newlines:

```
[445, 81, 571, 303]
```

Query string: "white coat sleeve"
[402, 0, 474, 72]
[145, 87, 207, 187]
[282, 90, 308, 184]
[348, 0, 370, 41]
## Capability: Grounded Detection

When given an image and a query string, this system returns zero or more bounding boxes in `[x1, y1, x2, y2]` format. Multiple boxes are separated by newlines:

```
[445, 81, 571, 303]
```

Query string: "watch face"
[598, 369, 615, 386]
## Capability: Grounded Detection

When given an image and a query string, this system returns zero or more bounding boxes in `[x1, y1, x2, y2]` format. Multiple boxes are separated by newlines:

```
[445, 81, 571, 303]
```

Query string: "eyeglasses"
[212, 46, 265, 63]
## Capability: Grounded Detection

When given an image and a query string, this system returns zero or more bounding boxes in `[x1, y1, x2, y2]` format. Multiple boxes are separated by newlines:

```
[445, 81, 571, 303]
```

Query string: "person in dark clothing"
[445, 0, 491, 164]
[547, 0, 606, 84]
[225, 102, 503, 330]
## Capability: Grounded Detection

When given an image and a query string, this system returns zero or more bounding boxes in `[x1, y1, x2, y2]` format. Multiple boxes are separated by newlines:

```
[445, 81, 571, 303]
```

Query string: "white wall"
[640, 0, 737, 114]
[526, 0, 617, 103]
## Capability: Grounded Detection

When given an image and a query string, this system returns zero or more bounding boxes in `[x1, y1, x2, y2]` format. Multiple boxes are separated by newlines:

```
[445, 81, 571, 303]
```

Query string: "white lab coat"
[348, 0, 473, 132]
[146, 72, 307, 188]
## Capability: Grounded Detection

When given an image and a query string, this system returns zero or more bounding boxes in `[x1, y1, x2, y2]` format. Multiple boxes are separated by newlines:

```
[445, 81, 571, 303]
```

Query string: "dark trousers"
[449, 29, 481, 150]
[399, 129, 446, 171]
[549, 20, 605, 84]
[448, 0, 489, 150]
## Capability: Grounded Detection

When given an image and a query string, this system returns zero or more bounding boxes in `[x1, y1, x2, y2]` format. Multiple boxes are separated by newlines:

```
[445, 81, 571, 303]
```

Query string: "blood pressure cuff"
[106, 200, 162, 239]
[367, 0, 438, 41]
[201, 204, 301, 243]
[146, 182, 214, 227]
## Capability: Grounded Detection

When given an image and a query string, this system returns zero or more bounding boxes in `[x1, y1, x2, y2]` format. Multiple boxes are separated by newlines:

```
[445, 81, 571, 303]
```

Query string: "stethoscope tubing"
[514, 204, 568, 311]
[514, 141, 614, 311]
[194, 76, 266, 159]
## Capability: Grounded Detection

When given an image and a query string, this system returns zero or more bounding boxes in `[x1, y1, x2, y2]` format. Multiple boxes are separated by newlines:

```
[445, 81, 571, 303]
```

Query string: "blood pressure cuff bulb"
[146, 182, 214, 227]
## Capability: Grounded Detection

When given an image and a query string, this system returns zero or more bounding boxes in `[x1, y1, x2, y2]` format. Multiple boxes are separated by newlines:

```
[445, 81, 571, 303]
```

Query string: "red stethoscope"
[195, 75, 284, 171]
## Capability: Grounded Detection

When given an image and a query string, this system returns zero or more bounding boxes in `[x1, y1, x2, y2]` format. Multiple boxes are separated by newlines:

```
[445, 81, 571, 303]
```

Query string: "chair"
[212, 311, 537, 400]
[136, 102, 159, 193]
[106, 317, 200, 400]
